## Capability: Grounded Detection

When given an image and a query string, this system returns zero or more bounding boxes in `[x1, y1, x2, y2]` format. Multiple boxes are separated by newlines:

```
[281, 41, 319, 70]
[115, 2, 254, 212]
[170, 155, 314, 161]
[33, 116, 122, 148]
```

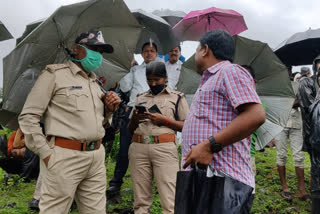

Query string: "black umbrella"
[132, 9, 178, 54]
[275, 28, 320, 66]
[152, 9, 186, 27]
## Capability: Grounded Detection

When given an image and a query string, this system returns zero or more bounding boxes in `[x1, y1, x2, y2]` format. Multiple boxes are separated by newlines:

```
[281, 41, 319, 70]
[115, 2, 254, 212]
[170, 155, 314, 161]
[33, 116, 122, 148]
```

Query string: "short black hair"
[199, 30, 234, 62]
[242, 65, 255, 79]
[170, 45, 181, 52]
[142, 42, 158, 52]
[146, 61, 167, 78]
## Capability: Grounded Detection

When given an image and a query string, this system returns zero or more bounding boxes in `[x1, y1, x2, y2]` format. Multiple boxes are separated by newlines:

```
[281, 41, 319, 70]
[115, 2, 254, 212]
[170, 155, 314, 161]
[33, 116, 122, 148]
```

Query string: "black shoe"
[107, 185, 121, 196]
[28, 198, 39, 210]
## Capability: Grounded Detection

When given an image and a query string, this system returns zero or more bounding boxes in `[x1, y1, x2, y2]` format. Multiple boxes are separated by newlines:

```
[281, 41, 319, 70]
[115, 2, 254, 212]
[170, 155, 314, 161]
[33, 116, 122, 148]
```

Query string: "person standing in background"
[107, 42, 162, 195]
[165, 45, 182, 90]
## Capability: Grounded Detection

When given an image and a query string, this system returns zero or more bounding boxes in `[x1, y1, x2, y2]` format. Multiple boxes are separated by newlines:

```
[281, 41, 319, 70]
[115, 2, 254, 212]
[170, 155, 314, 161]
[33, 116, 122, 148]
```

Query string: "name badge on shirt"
[69, 86, 82, 90]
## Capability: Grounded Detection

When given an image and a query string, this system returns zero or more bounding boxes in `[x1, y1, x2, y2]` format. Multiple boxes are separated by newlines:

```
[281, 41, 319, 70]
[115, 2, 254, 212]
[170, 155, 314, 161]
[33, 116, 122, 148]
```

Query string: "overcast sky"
[0, 0, 319, 87]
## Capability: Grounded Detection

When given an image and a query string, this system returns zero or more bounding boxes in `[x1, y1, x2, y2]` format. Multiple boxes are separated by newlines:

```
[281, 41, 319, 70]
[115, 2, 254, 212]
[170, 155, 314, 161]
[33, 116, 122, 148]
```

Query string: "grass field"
[0, 145, 312, 214]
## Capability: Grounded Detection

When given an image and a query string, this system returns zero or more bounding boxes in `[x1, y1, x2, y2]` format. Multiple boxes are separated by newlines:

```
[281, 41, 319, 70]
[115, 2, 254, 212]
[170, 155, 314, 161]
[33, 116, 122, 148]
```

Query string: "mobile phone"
[135, 105, 147, 114]
[148, 104, 162, 114]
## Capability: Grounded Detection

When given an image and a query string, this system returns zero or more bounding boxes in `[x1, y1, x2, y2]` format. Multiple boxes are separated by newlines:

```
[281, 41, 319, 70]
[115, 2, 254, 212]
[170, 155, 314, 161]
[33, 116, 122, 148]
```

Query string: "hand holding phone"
[135, 105, 147, 114]
[148, 104, 162, 114]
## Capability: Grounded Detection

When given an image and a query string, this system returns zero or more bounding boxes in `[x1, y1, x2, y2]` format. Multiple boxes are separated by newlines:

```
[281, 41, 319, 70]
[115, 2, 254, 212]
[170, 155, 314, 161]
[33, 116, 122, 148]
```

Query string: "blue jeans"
[109, 107, 132, 187]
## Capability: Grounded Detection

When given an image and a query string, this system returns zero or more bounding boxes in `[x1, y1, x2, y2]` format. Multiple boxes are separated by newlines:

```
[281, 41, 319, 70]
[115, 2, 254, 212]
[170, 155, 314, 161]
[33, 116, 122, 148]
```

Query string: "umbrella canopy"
[0, 109, 18, 130]
[2, 0, 142, 114]
[132, 9, 178, 54]
[177, 35, 295, 149]
[0, 21, 13, 41]
[172, 7, 247, 41]
[16, 18, 46, 46]
[152, 9, 186, 27]
[274, 28, 320, 66]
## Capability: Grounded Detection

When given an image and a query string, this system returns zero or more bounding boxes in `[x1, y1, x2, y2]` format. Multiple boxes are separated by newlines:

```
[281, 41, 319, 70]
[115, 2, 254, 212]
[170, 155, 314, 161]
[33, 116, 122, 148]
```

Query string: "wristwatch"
[208, 136, 222, 153]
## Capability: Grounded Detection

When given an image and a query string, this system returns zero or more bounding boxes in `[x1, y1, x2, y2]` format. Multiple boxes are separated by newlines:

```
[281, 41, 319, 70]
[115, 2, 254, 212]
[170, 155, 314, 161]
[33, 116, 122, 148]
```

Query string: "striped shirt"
[181, 60, 261, 188]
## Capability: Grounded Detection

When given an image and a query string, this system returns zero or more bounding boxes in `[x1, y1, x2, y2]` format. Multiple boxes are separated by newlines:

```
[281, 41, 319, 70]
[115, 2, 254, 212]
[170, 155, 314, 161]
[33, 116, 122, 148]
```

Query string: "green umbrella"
[2, 0, 143, 114]
[177, 35, 296, 150]
[0, 21, 13, 42]
[16, 18, 46, 46]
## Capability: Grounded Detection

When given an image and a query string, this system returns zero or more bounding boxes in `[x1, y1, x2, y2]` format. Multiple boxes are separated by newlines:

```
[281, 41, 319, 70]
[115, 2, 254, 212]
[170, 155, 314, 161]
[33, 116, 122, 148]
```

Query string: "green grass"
[252, 147, 311, 214]
[0, 145, 312, 213]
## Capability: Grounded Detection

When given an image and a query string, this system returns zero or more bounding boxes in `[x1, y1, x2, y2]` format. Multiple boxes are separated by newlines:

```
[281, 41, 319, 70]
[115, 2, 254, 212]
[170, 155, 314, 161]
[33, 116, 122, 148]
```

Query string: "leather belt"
[47, 136, 101, 151]
[132, 133, 175, 144]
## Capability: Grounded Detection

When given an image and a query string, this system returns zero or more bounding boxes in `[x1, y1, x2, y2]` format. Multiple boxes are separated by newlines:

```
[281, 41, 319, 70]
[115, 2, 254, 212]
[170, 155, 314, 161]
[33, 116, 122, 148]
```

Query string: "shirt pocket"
[66, 89, 90, 111]
[195, 89, 214, 118]
[95, 90, 104, 114]
[161, 99, 176, 119]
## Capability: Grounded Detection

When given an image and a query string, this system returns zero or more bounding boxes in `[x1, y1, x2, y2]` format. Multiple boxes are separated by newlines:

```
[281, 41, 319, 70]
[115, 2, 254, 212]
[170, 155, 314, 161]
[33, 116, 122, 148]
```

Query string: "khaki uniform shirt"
[19, 61, 110, 159]
[286, 81, 302, 129]
[132, 87, 189, 136]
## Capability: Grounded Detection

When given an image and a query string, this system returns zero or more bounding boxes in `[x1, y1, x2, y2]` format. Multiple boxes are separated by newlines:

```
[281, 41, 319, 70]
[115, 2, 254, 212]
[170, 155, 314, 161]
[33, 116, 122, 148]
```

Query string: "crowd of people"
[0, 26, 319, 214]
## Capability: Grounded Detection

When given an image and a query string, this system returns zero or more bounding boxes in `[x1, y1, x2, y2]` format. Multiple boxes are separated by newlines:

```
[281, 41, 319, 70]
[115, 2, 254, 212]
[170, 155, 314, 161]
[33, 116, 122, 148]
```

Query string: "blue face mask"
[71, 44, 103, 72]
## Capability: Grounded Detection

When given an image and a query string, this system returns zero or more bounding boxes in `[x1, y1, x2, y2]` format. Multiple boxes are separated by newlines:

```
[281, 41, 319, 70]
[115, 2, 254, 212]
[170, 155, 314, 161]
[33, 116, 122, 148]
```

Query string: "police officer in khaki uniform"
[128, 61, 189, 214]
[18, 30, 121, 214]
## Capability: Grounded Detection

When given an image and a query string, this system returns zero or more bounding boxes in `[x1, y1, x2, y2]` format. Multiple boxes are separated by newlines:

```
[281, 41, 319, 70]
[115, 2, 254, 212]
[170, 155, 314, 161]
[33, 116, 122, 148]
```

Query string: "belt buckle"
[149, 136, 155, 144]
[142, 136, 154, 144]
[86, 141, 97, 151]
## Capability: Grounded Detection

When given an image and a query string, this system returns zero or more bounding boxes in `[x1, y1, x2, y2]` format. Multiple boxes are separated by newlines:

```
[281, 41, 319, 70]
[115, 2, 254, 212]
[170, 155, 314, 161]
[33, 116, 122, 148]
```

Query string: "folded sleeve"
[177, 95, 190, 121]
[119, 67, 134, 93]
[222, 65, 261, 109]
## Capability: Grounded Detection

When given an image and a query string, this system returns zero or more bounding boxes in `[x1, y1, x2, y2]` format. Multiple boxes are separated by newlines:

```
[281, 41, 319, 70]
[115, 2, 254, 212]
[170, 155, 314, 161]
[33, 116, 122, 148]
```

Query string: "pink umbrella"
[172, 7, 247, 41]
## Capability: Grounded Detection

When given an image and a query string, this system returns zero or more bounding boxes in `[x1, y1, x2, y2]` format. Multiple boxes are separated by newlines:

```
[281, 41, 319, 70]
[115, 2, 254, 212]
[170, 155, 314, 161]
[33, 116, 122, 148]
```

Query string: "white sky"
[1, 0, 320, 87]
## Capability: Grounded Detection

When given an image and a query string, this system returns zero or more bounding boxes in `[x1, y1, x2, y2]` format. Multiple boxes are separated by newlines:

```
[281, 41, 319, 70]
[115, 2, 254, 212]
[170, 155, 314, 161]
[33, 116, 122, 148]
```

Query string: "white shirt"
[165, 60, 182, 90]
[120, 64, 149, 107]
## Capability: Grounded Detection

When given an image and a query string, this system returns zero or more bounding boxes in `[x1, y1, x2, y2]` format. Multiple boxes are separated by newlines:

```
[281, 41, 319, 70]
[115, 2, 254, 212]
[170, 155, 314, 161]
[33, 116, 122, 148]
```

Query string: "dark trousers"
[311, 150, 320, 213]
[109, 107, 132, 187]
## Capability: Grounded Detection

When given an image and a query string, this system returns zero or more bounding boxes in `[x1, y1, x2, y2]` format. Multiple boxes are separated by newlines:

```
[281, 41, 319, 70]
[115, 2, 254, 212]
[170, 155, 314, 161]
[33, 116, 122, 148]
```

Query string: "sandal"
[280, 191, 293, 201]
[298, 194, 311, 202]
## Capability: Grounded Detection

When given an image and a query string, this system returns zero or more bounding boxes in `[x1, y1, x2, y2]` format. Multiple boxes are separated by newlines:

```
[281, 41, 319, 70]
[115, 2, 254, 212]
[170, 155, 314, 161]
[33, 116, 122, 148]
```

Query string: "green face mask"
[71, 44, 103, 72]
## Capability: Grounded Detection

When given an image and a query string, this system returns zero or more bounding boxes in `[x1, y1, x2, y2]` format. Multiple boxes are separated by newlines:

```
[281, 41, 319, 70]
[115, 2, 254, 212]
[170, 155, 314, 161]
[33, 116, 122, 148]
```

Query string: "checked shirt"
[181, 60, 261, 188]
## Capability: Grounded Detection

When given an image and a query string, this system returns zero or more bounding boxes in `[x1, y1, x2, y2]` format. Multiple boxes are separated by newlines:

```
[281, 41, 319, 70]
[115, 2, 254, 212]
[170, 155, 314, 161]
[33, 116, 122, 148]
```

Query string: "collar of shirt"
[200, 60, 230, 87]
[140, 57, 164, 67]
[166, 60, 182, 66]
[68, 60, 97, 81]
[144, 86, 171, 97]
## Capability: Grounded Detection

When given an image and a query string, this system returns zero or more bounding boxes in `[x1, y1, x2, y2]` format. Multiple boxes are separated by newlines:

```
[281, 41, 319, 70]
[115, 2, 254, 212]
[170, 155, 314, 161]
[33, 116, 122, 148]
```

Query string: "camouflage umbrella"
[0, 21, 13, 42]
[177, 35, 296, 150]
[16, 18, 46, 46]
[2, 0, 142, 114]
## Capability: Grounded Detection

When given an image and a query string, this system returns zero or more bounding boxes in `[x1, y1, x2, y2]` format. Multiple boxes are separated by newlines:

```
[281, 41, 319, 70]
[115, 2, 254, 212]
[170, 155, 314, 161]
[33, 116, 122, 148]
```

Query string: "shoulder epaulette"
[136, 91, 149, 97]
[171, 90, 185, 97]
[44, 64, 69, 73]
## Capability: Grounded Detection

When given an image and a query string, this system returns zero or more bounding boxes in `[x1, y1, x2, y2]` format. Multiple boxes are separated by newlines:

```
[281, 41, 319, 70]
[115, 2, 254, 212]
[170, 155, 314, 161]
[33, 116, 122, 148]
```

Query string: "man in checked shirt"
[182, 30, 266, 212]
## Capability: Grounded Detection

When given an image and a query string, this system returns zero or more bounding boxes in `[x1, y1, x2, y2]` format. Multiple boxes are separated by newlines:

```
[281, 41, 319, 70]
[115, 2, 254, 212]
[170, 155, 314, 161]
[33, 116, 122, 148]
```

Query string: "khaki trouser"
[129, 142, 179, 214]
[275, 128, 305, 168]
[39, 145, 106, 214]
[249, 157, 256, 194]
[34, 174, 42, 200]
